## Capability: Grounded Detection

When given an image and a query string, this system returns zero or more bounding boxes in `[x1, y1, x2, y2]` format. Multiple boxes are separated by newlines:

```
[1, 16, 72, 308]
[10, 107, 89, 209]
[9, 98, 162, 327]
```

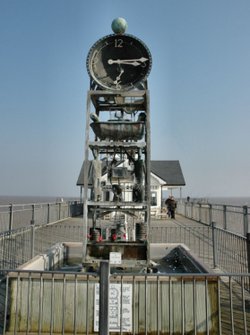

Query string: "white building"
[77, 160, 185, 215]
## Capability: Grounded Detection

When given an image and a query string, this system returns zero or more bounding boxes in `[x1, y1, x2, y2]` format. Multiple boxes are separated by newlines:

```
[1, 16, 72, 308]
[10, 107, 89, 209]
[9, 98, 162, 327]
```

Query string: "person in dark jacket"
[165, 196, 177, 219]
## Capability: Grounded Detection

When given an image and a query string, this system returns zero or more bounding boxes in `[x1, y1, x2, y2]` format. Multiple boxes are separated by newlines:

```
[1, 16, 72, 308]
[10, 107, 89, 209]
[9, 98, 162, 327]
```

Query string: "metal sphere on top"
[111, 17, 128, 34]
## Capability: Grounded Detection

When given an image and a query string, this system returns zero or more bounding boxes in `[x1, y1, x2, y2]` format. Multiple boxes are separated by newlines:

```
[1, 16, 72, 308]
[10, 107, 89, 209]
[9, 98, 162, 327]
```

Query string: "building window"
[151, 192, 157, 206]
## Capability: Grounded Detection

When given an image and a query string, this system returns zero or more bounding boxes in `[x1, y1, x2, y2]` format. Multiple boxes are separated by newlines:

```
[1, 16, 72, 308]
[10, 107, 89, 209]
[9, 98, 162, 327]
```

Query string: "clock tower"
[82, 18, 152, 268]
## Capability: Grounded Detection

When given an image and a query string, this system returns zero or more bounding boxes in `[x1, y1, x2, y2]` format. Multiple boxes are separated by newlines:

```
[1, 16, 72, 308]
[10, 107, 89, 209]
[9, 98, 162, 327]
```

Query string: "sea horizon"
[0, 195, 80, 206]
[183, 196, 250, 207]
[0, 194, 250, 207]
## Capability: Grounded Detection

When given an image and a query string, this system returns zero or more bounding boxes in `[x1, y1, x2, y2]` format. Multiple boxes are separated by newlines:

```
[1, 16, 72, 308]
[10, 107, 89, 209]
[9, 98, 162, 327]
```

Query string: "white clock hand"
[114, 68, 124, 85]
[108, 57, 148, 66]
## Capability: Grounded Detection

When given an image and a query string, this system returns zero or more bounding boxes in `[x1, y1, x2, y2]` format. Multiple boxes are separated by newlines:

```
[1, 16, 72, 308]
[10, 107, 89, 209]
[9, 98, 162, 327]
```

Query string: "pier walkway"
[152, 214, 250, 335]
[0, 214, 249, 334]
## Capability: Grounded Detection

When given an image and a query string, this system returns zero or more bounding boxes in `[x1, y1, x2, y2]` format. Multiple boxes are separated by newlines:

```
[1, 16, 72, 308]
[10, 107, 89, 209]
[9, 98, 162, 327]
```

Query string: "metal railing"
[177, 201, 250, 236]
[150, 225, 214, 267]
[175, 201, 250, 277]
[0, 269, 250, 334]
[0, 213, 249, 277]
[149, 223, 249, 276]
[0, 221, 84, 270]
[0, 201, 83, 234]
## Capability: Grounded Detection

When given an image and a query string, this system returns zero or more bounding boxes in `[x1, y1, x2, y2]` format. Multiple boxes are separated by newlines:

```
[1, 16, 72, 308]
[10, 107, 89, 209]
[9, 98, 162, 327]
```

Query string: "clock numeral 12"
[114, 39, 123, 48]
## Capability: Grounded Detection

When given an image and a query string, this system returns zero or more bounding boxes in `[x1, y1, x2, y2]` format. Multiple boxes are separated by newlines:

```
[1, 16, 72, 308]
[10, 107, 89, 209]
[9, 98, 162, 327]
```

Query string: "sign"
[109, 252, 122, 264]
[94, 283, 132, 332]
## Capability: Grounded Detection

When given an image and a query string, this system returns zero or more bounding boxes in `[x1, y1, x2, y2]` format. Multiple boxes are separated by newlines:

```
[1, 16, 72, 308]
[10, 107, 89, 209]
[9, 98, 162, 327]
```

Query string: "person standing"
[165, 196, 177, 219]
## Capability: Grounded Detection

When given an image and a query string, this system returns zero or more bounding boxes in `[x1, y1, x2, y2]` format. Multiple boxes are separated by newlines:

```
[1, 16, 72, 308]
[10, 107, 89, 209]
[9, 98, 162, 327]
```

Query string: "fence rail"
[0, 208, 249, 278]
[0, 269, 249, 335]
[0, 201, 82, 233]
[0, 221, 84, 270]
[177, 201, 249, 236]
[150, 223, 249, 277]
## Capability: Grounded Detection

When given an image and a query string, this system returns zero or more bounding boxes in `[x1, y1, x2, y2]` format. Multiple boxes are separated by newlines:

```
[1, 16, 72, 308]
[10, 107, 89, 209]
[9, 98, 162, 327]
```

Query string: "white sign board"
[94, 283, 132, 332]
[109, 252, 122, 264]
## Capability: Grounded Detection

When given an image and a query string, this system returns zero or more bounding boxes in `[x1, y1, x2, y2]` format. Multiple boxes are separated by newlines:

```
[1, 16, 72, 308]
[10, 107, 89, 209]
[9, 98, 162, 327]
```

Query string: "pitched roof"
[151, 160, 186, 186]
[77, 160, 185, 187]
[76, 159, 120, 186]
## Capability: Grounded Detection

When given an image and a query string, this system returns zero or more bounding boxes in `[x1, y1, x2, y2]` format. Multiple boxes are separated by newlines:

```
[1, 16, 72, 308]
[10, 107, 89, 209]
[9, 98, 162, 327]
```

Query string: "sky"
[0, 0, 250, 198]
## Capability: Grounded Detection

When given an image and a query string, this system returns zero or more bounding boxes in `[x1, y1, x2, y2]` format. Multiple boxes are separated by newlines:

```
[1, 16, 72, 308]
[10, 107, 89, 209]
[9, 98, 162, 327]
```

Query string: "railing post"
[184, 202, 187, 217]
[30, 204, 35, 259]
[245, 206, 250, 304]
[191, 202, 193, 219]
[31, 204, 35, 225]
[223, 205, 227, 230]
[209, 204, 212, 225]
[99, 261, 110, 335]
[199, 203, 202, 222]
[68, 201, 71, 217]
[47, 203, 50, 224]
[243, 206, 248, 237]
[247, 233, 250, 274]
[58, 202, 61, 220]
[211, 221, 217, 268]
[9, 204, 13, 232]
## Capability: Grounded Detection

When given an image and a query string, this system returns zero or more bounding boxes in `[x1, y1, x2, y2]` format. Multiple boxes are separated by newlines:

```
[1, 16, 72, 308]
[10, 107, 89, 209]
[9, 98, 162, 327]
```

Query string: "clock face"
[87, 34, 152, 91]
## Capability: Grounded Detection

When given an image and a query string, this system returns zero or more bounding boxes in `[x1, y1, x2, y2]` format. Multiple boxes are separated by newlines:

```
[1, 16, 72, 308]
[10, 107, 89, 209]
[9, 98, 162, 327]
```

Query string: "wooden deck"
[0, 214, 249, 334]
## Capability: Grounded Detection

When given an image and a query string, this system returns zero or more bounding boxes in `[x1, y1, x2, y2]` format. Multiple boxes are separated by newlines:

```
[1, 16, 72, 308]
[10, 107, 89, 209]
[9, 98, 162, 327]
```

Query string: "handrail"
[177, 201, 249, 236]
[0, 200, 83, 234]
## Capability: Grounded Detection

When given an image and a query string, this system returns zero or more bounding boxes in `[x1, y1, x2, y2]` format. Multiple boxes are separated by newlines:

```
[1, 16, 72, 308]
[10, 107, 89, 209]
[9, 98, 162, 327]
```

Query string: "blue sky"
[1, 0, 250, 197]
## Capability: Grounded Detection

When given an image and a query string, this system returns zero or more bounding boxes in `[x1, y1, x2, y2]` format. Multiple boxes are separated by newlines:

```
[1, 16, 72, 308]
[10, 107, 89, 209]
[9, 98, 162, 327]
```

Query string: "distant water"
[187, 197, 250, 207]
[1, 195, 249, 207]
[0, 195, 79, 205]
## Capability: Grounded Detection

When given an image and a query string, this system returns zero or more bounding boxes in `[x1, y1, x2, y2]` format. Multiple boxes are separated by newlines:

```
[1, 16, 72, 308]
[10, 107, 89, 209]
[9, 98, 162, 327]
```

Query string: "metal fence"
[0, 214, 249, 278]
[0, 220, 84, 270]
[149, 223, 249, 277]
[0, 201, 82, 233]
[177, 201, 249, 236]
[0, 269, 250, 335]
[150, 225, 214, 267]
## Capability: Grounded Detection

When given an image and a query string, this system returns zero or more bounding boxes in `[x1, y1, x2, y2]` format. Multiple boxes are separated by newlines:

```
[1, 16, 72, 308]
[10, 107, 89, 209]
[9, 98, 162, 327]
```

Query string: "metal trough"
[90, 121, 144, 141]
[6, 243, 218, 334]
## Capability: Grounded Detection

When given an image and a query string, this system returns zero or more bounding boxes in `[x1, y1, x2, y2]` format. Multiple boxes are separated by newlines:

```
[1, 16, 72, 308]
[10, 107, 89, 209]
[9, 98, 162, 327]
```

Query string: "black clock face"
[87, 34, 152, 90]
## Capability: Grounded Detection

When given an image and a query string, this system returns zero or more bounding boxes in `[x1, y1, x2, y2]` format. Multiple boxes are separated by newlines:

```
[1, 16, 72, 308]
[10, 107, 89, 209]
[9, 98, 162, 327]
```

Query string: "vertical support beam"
[145, 90, 151, 263]
[9, 204, 13, 232]
[80, 186, 83, 202]
[99, 261, 110, 335]
[211, 221, 217, 269]
[160, 186, 163, 209]
[82, 90, 91, 262]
